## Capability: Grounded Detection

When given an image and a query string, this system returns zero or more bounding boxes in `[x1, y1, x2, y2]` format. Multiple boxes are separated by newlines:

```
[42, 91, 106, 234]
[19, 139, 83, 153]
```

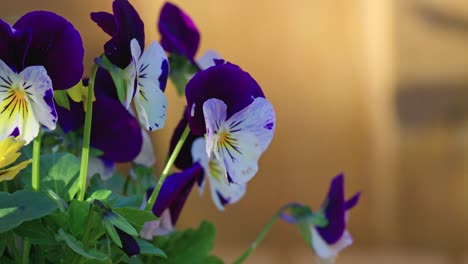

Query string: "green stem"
[75, 207, 95, 264]
[78, 65, 98, 201]
[31, 128, 42, 191]
[232, 213, 280, 264]
[7, 231, 20, 263]
[22, 239, 31, 264]
[122, 175, 131, 196]
[3, 182, 8, 192]
[145, 124, 190, 211]
[232, 204, 299, 264]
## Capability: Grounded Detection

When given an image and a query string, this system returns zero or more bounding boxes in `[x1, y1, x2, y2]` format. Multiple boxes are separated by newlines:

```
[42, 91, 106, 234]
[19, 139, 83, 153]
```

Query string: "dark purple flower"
[91, 0, 144, 69]
[115, 227, 140, 256]
[11, 11, 84, 90]
[316, 174, 360, 244]
[185, 61, 264, 135]
[158, 2, 200, 60]
[310, 173, 360, 260]
[150, 163, 204, 225]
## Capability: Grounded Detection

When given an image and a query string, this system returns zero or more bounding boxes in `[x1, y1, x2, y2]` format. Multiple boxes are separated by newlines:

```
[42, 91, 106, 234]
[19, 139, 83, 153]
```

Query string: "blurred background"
[3, 0, 468, 263]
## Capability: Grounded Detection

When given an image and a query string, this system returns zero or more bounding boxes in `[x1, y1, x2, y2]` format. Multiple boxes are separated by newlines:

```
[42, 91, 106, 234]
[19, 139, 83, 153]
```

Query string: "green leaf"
[108, 212, 138, 237]
[13, 220, 57, 245]
[153, 221, 223, 264]
[69, 200, 91, 237]
[0, 190, 57, 233]
[46, 189, 69, 212]
[168, 54, 198, 96]
[103, 220, 122, 248]
[0, 234, 6, 256]
[57, 229, 108, 260]
[113, 207, 157, 232]
[22, 153, 81, 201]
[135, 238, 166, 257]
[54, 90, 70, 110]
[87, 190, 113, 202]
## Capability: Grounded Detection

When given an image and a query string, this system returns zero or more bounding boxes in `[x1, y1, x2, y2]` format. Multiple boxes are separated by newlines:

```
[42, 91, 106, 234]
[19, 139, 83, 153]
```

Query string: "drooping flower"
[158, 2, 200, 60]
[185, 61, 274, 184]
[142, 164, 204, 240]
[92, 0, 169, 131]
[283, 174, 360, 261]
[0, 136, 31, 182]
[311, 174, 360, 261]
[0, 11, 84, 143]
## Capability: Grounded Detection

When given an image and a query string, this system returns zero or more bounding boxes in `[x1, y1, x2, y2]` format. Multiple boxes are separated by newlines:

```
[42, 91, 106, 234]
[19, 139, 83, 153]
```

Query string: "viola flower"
[92, 1, 169, 131]
[158, 2, 200, 60]
[0, 60, 56, 143]
[0, 136, 32, 182]
[185, 61, 275, 184]
[0, 11, 84, 143]
[301, 174, 360, 261]
[191, 137, 246, 210]
[142, 164, 204, 240]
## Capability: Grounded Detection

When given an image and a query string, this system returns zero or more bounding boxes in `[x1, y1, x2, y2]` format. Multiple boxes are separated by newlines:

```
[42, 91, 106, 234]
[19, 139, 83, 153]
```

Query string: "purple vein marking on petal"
[158, 59, 169, 91]
[216, 190, 229, 206]
[43, 88, 57, 120]
[264, 122, 274, 130]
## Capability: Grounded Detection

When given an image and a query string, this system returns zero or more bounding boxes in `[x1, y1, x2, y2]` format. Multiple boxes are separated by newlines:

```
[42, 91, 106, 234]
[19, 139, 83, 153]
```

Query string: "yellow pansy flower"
[0, 137, 32, 182]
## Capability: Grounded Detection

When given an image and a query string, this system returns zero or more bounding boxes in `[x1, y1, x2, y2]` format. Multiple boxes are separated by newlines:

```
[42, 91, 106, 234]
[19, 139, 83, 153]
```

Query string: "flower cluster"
[0, 1, 360, 263]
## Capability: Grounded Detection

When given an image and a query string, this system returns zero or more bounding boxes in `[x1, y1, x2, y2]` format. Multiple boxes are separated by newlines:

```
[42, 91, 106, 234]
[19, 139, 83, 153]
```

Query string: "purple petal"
[169, 108, 200, 170]
[158, 2, 200, 59]
[14, 11, 84, 90]
[151, 163, 204, 225]
[115, 227, 140, 256]
[56, 100, 85, 132]
[91, 94, 143, 162]
[185, 62, 264, 135]
[316, 173, 346, 244]
[0, 19, 31, 72]
[345, 192, 361, 210]
[94, 67, 119, 100]
[96, 0, 144, 69]
[90, 12, 117, 37]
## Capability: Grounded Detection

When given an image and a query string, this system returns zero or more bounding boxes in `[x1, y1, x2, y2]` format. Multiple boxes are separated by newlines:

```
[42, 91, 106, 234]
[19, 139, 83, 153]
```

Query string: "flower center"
[1, 85, 29, 117]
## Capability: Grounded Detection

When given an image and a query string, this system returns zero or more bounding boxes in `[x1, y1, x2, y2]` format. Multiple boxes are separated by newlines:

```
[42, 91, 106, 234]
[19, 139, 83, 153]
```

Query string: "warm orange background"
[4, 0, 468, 263]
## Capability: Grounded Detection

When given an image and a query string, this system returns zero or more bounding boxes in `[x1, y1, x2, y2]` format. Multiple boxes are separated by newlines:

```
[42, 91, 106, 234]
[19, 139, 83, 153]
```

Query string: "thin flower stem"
[32, 128, 42, 191]
[232, 204, 300, 264]
[145, 124, 190, 211]
[7, 231, 20, 263]
[78, 65, 98, 201]
[22, 239, 31, 264]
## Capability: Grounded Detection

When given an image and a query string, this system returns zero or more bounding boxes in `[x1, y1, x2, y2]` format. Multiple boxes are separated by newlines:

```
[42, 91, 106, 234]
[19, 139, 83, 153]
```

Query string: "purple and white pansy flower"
[0, 11, 84, 144]
[185, 61, 275, 184]
[191, 136, 246, 210]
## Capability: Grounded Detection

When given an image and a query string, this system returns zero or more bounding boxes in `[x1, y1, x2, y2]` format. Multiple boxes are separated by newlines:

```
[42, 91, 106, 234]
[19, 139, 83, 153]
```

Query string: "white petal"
[134, 129, 155, 166]
[311, 228, 353, 260]
[191, 137, 208, 193]
[140, 209, 174, 240]
[209, 167, 246, 210]
[203, 97, 275, 184]
[191, 137, 246, 209]
[134, 82, 167, 131]
[131, 40, 169, 131]
[87, 157, 115, 181]
[122, 57, 137, 109]
[19, 66, 55, 129]
[0, 61, 20, 140]
[196, 50, 222, 70]
[136, 41, 168, 90]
